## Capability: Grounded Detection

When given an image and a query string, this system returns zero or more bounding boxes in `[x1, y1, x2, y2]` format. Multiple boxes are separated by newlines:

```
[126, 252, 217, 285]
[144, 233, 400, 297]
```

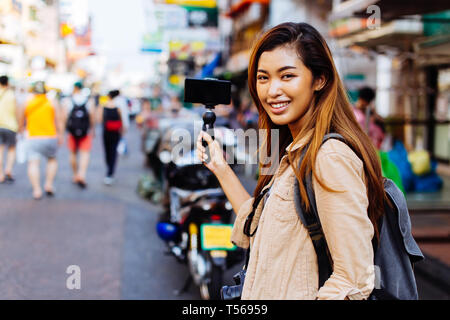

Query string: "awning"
[225, 0, 270, 19]
[330, 0, 450, 21]
[335, 19, 423, 51]
[413, 34, 450, 66]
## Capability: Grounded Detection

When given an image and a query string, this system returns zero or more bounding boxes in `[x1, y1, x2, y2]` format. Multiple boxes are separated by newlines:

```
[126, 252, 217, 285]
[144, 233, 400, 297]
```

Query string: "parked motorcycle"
[141, 109, 200, 180]
[156, 124, 243, 300]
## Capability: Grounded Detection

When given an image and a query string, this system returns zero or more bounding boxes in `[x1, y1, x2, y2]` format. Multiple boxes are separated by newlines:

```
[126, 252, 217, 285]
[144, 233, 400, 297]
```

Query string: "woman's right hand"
[196, 130, 228, 176]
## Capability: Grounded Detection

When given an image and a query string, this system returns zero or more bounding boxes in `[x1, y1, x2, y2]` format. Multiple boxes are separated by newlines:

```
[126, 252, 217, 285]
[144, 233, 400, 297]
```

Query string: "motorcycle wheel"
[200, 262, 223, 300]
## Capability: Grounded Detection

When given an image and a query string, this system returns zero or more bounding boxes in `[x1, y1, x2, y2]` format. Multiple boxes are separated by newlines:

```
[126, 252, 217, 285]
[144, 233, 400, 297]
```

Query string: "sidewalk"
[406, 173, 450, 298]
[407, 174, 450, 265]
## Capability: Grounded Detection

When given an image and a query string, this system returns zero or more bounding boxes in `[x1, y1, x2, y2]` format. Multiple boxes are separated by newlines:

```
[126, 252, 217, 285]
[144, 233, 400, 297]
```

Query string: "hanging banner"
[162, 0, 217, 8]
[183, 6, 218, 27]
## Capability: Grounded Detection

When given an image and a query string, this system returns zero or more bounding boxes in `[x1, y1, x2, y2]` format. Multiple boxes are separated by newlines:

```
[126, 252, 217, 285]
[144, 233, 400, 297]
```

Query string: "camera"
[220, 269, 246, 300]
[184, 78, 231, 106]
[184, 78, 231, 148]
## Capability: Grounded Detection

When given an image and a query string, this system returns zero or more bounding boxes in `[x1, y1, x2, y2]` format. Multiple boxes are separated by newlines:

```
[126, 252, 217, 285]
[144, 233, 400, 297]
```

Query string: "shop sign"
[162, 0, 216, 8]
[154, 4, 188, 29]
[184, 6, 218, 27]
[0, 14, 21, 44]
[169, 40, 206, 60]
[141, 31, 164, 53]
[60, 22, 74, 38]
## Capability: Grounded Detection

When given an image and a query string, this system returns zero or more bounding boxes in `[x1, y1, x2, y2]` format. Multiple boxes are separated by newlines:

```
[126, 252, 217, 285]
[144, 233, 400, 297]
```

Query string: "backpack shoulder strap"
[293, 133, 346, 288]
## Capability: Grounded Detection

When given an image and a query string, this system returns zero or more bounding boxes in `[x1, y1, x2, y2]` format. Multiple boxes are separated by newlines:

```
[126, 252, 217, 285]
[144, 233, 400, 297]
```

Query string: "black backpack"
[294, 133, 424, 300]
[66, 100, 90, 138]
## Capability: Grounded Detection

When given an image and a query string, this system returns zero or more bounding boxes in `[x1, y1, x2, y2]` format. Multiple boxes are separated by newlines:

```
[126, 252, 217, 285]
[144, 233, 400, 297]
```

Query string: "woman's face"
[256, 45, 322, 136]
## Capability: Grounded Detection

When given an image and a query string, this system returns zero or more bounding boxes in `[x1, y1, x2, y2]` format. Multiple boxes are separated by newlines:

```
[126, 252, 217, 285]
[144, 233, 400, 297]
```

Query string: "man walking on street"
[0, 75, 18, 184]
[63, 81, 96, 188]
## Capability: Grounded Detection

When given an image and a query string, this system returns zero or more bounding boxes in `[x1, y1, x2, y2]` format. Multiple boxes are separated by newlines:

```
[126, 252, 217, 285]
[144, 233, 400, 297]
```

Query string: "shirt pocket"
[268, 181, 298, 223]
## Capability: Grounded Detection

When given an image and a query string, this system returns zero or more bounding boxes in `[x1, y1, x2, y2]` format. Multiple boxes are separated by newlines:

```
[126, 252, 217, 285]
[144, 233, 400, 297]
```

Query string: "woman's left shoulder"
[317, 138, 363, 170]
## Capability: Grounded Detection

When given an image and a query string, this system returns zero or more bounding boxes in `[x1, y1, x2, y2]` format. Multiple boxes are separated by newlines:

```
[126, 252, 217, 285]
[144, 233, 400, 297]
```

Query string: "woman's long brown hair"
[248, 22, 387, 239]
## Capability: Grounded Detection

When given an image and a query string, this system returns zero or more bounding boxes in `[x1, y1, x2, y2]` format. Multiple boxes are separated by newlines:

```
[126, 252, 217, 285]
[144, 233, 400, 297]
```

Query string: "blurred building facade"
[329, 0, 450, 165]
[142, 0, 223, 94]
[208, 0, 450, 167]
[0, 0, 62, 85]
[0, 0, 93, 94]
[3, 0, 447, 164]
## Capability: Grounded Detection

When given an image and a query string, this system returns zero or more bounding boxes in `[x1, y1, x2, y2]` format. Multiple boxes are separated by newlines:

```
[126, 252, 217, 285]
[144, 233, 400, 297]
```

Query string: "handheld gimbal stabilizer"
[184, 78, 231, 147]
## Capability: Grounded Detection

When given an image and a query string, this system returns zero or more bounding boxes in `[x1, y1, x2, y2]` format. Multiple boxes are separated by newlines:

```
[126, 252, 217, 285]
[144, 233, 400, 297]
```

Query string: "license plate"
[200, 224, 236, 251]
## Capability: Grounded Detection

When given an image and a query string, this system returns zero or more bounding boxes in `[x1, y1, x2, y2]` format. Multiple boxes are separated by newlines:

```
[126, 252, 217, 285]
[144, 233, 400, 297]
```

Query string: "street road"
[0, 121, 246, 299]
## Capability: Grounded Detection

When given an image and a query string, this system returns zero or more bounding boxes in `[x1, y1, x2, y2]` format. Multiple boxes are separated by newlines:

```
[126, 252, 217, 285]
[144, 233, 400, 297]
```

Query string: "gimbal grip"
[202, 109, 216, 147]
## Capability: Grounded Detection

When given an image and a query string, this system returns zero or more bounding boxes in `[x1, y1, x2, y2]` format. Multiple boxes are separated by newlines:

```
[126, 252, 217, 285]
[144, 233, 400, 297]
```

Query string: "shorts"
[67, 134, 92, 152]
[0, 128, 17, 147]
[27, 138, 58, 161]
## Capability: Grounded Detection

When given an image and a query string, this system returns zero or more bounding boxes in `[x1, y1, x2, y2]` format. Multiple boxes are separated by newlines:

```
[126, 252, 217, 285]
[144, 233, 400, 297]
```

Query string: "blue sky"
[88, 0, 150, 73]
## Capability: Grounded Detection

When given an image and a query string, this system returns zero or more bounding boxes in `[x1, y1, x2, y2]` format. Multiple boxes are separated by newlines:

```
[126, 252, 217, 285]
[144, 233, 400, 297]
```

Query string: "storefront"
[329, 1, 450, 164]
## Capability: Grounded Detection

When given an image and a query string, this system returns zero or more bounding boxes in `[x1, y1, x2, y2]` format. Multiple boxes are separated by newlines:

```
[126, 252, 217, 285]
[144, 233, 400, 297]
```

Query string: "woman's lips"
[269, 102, 289, 115]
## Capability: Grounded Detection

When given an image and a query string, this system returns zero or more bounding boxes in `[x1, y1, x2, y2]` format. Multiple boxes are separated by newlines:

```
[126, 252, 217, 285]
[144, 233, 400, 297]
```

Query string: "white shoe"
[103, 177, 114, 186]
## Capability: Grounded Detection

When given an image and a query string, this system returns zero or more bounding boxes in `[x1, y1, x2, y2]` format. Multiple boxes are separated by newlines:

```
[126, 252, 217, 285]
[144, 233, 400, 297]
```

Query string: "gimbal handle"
[202, 105, 216, 147]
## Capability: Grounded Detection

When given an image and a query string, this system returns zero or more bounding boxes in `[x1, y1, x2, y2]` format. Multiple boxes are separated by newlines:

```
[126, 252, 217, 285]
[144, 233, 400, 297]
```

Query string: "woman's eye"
[282, 74, 295, 79]
[257, 75, 268, 81]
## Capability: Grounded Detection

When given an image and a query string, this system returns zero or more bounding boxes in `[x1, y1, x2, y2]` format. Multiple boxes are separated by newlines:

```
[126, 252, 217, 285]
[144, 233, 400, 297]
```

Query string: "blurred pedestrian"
[20, 81, 64, 199]
[135, 98, 151, 130]
[98, 90, 123, 185]
[0, 75, 18, 183]
[353, 86, 385, 149]
[63, 81, 96, 188]
[197, 22, 385, 299]
[149, 85, 162, 112]
[166, 92, 190, 118]
[114, 90, 129, 156]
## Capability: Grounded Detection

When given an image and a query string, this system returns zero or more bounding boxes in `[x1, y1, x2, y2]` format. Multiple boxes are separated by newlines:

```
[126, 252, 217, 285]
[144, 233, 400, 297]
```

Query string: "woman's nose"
[268, 80, 282, 97]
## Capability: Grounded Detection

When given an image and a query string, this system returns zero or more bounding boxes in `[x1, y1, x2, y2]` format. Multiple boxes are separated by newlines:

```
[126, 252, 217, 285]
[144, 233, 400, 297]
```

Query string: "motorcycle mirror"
[159, 150, 172, 164]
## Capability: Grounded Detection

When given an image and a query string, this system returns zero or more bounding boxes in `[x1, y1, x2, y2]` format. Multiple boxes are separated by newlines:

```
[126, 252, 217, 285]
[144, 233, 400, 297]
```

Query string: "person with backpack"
[97, 90, 123, 186]
[197, 23, 423, 300]
[63, 81, 96, 188]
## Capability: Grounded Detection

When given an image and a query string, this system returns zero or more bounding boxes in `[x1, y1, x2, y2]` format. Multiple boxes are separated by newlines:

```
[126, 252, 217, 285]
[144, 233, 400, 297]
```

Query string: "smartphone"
[184, 78, 231, 106]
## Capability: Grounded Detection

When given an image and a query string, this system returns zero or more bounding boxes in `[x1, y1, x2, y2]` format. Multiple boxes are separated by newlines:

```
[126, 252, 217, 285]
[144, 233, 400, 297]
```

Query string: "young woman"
[196, 22, 386, 300]
[98, 90, 123, 185]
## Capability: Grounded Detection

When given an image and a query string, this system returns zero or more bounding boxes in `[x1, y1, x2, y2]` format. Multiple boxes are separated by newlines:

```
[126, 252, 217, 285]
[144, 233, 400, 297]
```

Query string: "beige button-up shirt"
[231, 135, 375, 300]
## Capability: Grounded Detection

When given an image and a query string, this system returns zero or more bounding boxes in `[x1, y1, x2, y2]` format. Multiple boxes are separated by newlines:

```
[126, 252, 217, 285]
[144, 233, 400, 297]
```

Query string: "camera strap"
[243, 187, 270, 237]
[242, 179, 274, 270]
[244, 247, 251, 270]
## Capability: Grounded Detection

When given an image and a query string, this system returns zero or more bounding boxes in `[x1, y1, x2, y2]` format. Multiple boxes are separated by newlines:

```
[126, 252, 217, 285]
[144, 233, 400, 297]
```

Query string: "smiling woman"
[197, 22, 386, 300]
[256, 46, 325, 135]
